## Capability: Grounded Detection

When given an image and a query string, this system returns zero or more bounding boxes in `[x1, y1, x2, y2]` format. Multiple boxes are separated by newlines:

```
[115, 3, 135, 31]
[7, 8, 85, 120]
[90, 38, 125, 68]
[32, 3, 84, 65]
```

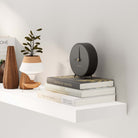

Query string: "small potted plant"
[19, 28, 43, 89]
[0, 59, 5, 83]
[21, 28, 43, 56]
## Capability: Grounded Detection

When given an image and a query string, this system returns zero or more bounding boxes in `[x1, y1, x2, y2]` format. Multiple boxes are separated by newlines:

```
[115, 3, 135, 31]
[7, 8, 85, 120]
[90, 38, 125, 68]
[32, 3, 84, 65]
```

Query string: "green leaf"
[36, 28, 42, 31]
[36, 50, 43, 53]
[23, 43, 27, 45]
[33, 45, 38, 49]
[30, 30, 33, 35]
[25, 37, 32, 41]
[36, 35, 40, 40]
[36, 47, 42, 50]
[0, 59, 4, 66]
[32, 36, 36, 40]
[25, 47, 31, 51]
[27, 42, 31, 47]
[35, 42, 40, 45]
[29, 34, 33, 39]
[21, 50, 25, 52]
[23, 52, 29, 55]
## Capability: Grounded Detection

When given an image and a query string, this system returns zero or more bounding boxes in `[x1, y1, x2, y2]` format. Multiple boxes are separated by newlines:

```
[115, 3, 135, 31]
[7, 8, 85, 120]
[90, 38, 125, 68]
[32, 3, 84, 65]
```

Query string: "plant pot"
[22, 55, 41, 63]
[20, 55, 43, 80]
[19, 55, 43, 89]
[0, 61, 5, 83]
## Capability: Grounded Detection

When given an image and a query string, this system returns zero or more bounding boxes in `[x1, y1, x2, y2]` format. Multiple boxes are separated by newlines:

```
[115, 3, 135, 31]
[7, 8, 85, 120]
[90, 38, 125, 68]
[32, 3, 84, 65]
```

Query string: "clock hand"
[77, 47, 81, 62]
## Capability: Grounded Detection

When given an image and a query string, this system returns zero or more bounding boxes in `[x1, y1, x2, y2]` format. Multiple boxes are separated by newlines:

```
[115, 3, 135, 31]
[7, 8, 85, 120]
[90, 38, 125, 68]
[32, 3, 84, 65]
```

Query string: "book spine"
[74, 95, 115, 106]
[47, 77, 80, 89]
[38, 91, 115, 106]
[46, 87, 81, 97]
[38, 91, 77, 106]
[46, 84, 115, 98]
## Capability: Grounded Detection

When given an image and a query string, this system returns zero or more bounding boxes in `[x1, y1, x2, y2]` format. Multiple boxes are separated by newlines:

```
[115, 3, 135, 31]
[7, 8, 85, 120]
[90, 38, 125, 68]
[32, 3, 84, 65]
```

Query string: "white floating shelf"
[0, 86, 127, 123]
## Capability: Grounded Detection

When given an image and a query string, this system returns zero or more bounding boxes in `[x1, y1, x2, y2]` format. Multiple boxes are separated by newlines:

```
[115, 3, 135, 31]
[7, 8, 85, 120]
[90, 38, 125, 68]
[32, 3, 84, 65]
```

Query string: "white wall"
[0, 0, 138, 138]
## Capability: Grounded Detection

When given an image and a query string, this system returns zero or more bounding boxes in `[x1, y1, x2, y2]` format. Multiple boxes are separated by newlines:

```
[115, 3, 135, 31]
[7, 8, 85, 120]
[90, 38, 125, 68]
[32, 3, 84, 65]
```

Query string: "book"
[47, 75, 113, 90]
[38, 90, 115, 106]
[46, 83, 115, 98]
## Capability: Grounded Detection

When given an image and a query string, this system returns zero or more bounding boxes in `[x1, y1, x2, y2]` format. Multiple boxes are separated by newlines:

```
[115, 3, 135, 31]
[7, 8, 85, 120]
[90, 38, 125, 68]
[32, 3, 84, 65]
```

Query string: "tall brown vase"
[3, 46, 19, 89]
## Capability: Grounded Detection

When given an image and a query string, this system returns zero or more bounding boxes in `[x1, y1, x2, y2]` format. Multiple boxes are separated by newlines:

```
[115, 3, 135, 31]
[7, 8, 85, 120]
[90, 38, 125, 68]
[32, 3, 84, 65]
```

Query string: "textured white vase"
[19, 56, 43, 80]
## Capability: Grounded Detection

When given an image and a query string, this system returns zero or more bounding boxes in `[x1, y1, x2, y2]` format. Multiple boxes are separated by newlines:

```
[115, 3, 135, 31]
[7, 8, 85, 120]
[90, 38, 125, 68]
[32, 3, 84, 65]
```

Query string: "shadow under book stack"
[38, 75, 115, 106]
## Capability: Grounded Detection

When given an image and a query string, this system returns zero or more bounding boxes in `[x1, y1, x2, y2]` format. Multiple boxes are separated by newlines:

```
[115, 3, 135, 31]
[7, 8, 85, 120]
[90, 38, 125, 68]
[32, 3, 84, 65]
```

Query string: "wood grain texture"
[3, 46, 19, 89]
[23, 56, 41, 63]
[19, 73, 41, 89]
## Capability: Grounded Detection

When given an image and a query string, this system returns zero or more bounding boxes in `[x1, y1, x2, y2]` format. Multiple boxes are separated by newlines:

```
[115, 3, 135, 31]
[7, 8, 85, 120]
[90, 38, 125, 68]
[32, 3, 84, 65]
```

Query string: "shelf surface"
[0, 84, 127, 123]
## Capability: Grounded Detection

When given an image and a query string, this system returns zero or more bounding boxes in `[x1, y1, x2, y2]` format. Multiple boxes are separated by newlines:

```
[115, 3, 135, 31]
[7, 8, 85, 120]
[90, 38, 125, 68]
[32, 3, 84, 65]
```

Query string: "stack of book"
[38, 75, 115, 106]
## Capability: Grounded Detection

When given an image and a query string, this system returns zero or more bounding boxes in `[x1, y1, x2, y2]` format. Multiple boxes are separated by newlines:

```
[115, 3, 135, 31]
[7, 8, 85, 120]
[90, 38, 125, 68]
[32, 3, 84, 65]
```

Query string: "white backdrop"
[0, 0, 138, 138]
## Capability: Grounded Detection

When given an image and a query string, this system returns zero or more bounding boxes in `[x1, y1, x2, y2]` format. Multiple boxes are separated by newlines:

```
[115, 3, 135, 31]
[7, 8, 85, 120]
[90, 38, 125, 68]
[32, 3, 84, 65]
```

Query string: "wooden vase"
[3, 46, 19, 89]
[0, 61, 5, 83]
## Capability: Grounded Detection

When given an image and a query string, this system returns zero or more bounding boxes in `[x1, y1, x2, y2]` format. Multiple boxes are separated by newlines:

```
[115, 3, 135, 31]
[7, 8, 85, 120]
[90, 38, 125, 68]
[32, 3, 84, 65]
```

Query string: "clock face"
[70, 43, 98, 77]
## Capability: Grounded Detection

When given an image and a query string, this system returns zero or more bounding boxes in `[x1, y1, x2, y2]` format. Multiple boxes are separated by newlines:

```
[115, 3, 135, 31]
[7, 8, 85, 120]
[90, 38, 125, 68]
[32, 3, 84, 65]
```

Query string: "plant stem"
[30, 40, 34, 56]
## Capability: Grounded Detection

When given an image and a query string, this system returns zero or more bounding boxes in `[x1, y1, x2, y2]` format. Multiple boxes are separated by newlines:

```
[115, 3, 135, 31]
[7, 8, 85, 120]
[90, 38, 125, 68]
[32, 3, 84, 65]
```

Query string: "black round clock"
[70, 43, 98, 77]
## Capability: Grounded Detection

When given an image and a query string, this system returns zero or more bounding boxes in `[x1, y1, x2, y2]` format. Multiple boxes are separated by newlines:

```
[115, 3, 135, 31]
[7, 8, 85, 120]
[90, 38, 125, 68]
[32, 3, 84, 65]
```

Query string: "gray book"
[47, 75, 114, 89]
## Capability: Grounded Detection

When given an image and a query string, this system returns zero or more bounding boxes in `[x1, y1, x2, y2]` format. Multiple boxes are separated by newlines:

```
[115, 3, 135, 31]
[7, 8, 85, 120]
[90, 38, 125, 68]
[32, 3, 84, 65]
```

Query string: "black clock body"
[70, 43, 98, 77]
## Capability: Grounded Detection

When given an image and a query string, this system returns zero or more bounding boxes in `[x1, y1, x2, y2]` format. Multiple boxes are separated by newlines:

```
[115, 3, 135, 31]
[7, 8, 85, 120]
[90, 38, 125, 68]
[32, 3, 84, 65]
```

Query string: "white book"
[46, 83, 115, 98]
[38, 90, 115, 106]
